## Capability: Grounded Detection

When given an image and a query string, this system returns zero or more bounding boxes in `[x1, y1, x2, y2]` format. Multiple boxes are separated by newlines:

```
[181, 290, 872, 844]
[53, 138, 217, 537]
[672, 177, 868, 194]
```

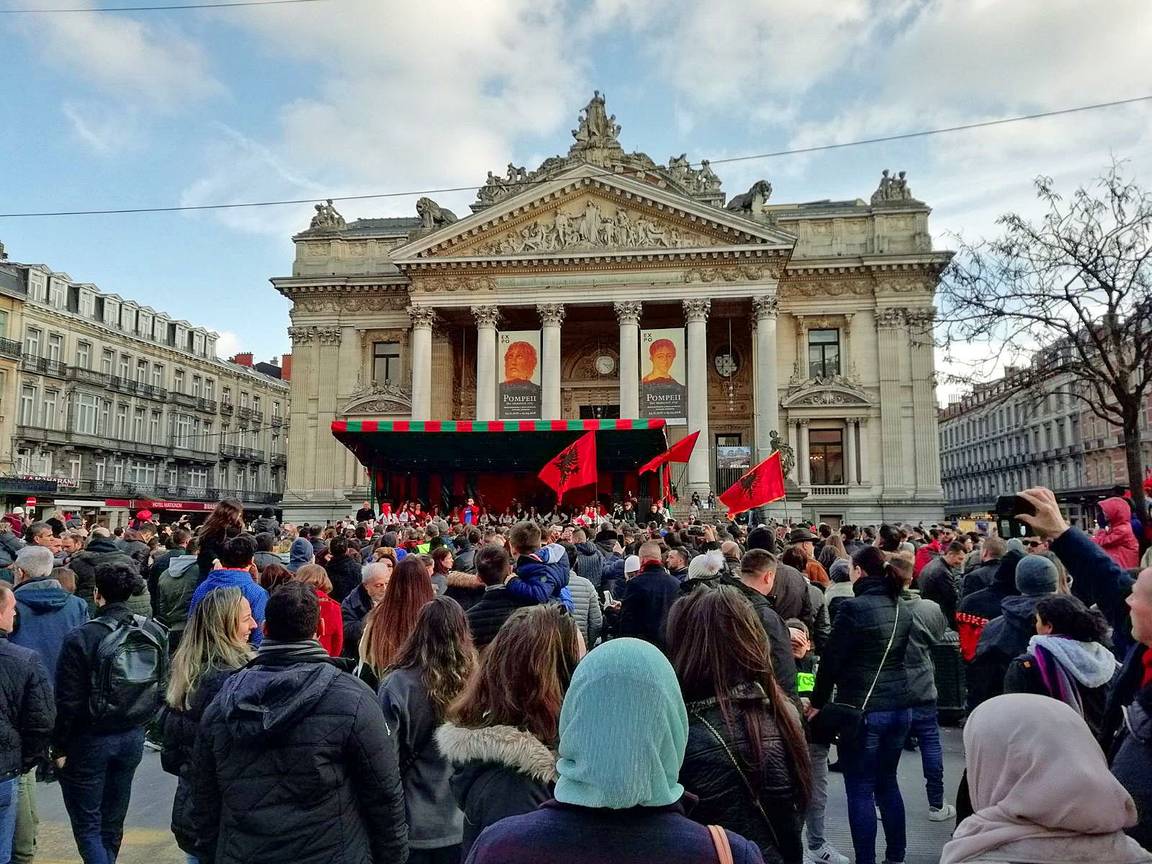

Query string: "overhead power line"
[0, 0, 326, 12]
[1, 94, 1149, 219]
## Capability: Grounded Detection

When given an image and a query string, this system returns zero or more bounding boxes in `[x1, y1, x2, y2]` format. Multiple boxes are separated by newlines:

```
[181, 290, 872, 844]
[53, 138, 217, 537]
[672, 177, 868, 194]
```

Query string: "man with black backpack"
[52, 560, 168, 864]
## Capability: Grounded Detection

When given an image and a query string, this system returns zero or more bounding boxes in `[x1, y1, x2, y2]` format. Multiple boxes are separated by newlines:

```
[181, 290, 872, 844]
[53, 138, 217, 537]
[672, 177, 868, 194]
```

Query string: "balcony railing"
[238, 447, 265, 462]
[808, 485, 849, 497]
[21, 355, 67, 378]
[270, 414, 285, 427]
[0, 338, 22, 360]
[220, 401, 234, 416]
[270, 452, 287, 466]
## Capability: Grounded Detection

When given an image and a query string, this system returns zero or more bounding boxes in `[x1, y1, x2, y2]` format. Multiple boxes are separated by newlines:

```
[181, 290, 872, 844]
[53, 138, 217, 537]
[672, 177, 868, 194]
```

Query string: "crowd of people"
[1, 489, 1151, 863]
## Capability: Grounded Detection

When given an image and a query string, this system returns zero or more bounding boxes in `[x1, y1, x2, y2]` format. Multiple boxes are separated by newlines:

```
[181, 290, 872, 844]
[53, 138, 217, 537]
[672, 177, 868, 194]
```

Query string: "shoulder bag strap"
[707, 825, 734, 864]
[694, 712, 783, 849]
[860, 599, 901, 712]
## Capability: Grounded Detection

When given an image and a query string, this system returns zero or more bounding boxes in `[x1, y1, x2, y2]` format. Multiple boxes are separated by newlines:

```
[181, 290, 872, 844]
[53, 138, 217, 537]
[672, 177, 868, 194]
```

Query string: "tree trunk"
[1123, 422, 1148, 526]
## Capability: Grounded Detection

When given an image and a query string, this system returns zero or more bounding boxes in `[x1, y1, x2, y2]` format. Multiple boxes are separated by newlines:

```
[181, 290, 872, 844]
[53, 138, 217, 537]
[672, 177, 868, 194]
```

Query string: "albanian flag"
[718, 451, 786, 518]
[638, 430, 700, 475]
[539, 431, 598, 502]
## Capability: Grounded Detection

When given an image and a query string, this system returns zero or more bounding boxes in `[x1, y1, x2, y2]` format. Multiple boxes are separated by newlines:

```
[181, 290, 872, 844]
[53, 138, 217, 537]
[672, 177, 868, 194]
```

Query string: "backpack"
[88, 613, 169, 726]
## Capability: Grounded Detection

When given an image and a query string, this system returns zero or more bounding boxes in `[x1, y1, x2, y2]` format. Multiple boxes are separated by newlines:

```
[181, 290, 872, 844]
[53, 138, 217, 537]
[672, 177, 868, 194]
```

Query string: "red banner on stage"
[538, 431, 598, 502]
[638, 430, 699, 475]
[718, 451, 786, 518]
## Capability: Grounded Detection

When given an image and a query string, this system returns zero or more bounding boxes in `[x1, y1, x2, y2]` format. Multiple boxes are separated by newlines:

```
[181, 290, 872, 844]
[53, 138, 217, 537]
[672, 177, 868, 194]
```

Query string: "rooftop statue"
[571, 90, 622, 148]
[870, 169, 916, 204]
[308, 199, 346, 230]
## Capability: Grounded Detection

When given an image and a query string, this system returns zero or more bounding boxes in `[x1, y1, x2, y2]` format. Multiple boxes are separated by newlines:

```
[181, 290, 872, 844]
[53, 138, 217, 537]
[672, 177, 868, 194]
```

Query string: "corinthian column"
[684, 298, 711, 492]
[538, 303, 565, 420]
[752, 295, 780, 462]
[472, 305, 499, 421]
[407, 307, 436, 420]
[614, 301, 642, 418]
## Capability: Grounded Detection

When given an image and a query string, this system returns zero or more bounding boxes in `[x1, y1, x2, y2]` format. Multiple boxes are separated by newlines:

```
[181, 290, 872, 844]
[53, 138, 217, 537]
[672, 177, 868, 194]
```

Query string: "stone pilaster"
[684, 298, 711, 492]
[614, 301, 642, 419]
[908, 307, 942, 495]
[876, 308, 907, 497]
[538, 303, 565, 420]
[408, 306, 436, 421]
[472, 305, 499, 421]
[752, 295, 779, 462]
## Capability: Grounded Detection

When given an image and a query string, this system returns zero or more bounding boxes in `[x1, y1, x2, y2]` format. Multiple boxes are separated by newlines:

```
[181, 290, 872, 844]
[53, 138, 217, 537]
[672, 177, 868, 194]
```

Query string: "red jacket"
[914, 540, 941, 577]
[313, 587, 344, 657]
[1094, 497, 1140, 570]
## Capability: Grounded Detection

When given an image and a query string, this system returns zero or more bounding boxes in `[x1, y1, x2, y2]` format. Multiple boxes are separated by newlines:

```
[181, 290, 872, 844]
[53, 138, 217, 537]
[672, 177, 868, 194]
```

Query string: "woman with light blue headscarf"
[465, 638, 764, 864]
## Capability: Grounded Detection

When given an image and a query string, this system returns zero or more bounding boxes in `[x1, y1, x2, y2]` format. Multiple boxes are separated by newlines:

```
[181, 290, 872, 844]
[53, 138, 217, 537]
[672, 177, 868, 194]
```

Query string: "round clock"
[714, 346, 740, 378]
[594, 354, 616, 375]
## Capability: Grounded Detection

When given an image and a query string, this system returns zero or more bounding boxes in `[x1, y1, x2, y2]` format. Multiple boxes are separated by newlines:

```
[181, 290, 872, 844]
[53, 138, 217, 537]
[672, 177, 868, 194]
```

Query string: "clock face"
[595, 354, 616, 375]
[714, 346, 739, 378]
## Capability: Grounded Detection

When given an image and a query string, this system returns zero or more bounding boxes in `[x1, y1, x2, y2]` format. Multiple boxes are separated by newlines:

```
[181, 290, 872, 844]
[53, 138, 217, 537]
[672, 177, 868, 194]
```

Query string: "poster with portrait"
[498, 330, 542, 419]
[640, 327, 687, 422]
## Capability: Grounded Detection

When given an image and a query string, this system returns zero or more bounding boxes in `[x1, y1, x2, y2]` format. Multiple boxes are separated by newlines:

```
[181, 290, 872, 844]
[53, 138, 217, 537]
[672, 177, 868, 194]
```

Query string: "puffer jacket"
[567, 572, 603, 646]
[324, 554, 362, 603]
[1095, 497, 1140, 570]
[680, 683, 803, 864]
[158, 666, 238, 854]
[812, 576, 913, 713]
[465, 586, 524, 651]
[716, 575, 799, 702]
[768, 563, 814, 632]
[10, 577, 89, 680]
[69, 537, 139, 612]
[967, 594, 1047, 710]
[437, 721, 556, 861]
[0, 634, 55, 782]
[339, 583, 373, 659]
[904, 592, 947, 705]
[1111, 685, 1152, 850]
[188, 644, 407, 864]
[572, 542, 605, 589]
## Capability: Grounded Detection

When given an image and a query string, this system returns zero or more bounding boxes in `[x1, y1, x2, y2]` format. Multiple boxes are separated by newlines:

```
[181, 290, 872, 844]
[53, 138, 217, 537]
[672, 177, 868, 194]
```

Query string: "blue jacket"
[508, 548, 574, 611]
[188, 569, 268, 646]
[10, 577, 88, 684]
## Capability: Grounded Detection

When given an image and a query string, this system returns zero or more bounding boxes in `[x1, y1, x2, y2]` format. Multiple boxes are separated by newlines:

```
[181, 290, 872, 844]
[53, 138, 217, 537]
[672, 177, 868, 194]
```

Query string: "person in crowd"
[251, 532, 281, 574]
[824, 559, 855, 624]
[665, 547, 690, 582]
[116, 522, 154, 575]
[24, 523, 54, 551]
[891, 555, 956, 822]
[465, 544, 520, 651]
[680, 549, 725, 593]
[357, 556, 435, 688]
[669, 587, 810, 864]
[940, 694, 1152, 864]
[379, 595, 476, 864]
[566, 563, 602, 648]
[453, 528, 481, 574]
[196, 499, 245, 583]
[956, 542, 1025, 663]
[466, 637, 765, 864]
[158, 587, 256, 863]
[154, 541, 200, 654]
[10, 546, 88, 678]
[292, 563, 344, 657]
[617, 540, 680, 649]
[437, 604, 582, 859]
[150, 528, 191, 610]
[250, 506, 280, 538]
[1003, 594, 1119, 739]
[507, 521, 573, 610]
[323, 536, 361, 602]
[967, 555, 1058, 710]
[0, 582, 55, 864]
[54, 562, 167, 864]
[1095, 496, 1141, 569]
[816, 533, 849, 573]
[913, 527, 945, 578]
[188, 582, 407, 864]
[258, 561, 293, 592]
[188, 535, 268, 647]
[786, 527, 830, 588]
[2, 507, 26, 536]
[340, 559, 392, 659]
[960, 536, 1005, 599]
[68, 528, 137, 615]
[286, 536, 314, 574]
[570, 528, 604, 590]
[919, 541, 967, 628]
[810, 546, 914, 864]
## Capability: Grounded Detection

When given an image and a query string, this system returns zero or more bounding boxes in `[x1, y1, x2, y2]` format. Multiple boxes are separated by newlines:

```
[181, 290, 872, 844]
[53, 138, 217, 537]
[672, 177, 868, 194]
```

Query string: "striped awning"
[331, 418, 667, 434]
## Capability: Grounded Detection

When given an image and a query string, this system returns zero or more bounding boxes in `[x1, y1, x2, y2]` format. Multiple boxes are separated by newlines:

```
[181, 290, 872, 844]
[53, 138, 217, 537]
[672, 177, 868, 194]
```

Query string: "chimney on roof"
[231, 352, 253, 367]
[281, 353, 292, 382]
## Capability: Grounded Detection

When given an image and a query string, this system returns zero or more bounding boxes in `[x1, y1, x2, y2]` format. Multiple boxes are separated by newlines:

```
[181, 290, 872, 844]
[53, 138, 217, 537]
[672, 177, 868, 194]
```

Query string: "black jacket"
[158, 666, 237, 853]
[324, 554, 362, 603]
[618, 564, 680, 648]
[339, 583, 373, 659]
[769, 564, 814, 631]
[812, 577, 913, 713]
[967, 594, 1046, 710]
[189, 644, 407, 864]
[437, 722, 556, 861]
[961, 558, 1001, 598]
[680, 684, 803, 864]
[958, 551, 1023, 622]
[716, 576, 799, 700]
[466, 586, 524, 650]
[69, 538, 138, 610]
[117, 535, 151, 573]
[0, 634, 55, 781]
[918, 557, 960, 628]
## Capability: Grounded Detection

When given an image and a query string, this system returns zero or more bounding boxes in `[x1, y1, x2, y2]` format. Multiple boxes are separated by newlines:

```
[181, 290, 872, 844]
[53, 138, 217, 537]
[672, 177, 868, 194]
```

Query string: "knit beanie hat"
[829, 558, 852, 584]
[1005, 538, 1026, 556]
[1015, 555, 1058, 596]
[554, 638, 687, 809]
[687, 550, 724, 581]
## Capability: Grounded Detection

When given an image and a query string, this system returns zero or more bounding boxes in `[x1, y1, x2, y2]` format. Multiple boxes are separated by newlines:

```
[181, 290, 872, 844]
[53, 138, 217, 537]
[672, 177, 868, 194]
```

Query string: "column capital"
[470, 304, 500, 329]
[288, 325, 316, 345]
[682, 298, 711, 323]
[798, 417, 810, 427]
[613, 301, 642, 325]
[876, 308, 906, 330]
[407, 306, 437, 330]
[537, 303, 566, 327]
[752, 295, 779, 321]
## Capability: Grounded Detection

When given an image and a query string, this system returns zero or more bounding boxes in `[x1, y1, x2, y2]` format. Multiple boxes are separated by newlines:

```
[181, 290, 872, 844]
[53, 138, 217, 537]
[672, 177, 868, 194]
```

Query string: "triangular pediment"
[391, 164, 796, 263]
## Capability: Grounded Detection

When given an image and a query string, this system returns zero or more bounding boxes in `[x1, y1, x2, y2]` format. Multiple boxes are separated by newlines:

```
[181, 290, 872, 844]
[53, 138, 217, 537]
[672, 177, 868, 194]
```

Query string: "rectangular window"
[95, 459, 106, 484]
[69, 456, 81, 480]
[808, 428, 845, 486]
[222, 386, 232, 405]
[48, 279, 64, 308]
[175, 414, 192, 446]
[42, 390, 58, 429]
[205, 379, 215, 400]
[115, 404, 128, 439]
[132, 407, 145, 441]
[0, 310, 9, 338]
[118, 354, 130, 380]
[136, 359, 148, 384]
[75, 393, 99, 435]
[174, 369, 185, 393]
[192, 375, 202, 398]
[240, 391, 249, 409]
[100, 349, 114, 376]
[24, 328, 41, 357]
[372, 341, 402, 385]
[807, 329, 841, 379]
[150, 411, 161, 443]
[189, 467, 207, 489]
[272, 400, 281, 418]
[113, 461, 124, 484]
[167, 467, 178, 487]
[46, 334, 62, 363]
[152, 363, 163, 389]
[76, 341, 91, 369]
[19, 385, 36, 426]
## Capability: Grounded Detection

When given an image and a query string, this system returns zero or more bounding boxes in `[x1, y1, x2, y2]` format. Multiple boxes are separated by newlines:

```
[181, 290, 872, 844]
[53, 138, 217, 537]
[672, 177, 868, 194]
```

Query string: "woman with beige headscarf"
[942, 693, 1152, 864]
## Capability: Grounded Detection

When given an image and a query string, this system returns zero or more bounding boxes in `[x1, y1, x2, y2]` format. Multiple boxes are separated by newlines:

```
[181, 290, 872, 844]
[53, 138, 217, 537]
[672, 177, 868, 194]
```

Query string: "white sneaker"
[928, 803, 957, 822]
[806, 844, 850, 864]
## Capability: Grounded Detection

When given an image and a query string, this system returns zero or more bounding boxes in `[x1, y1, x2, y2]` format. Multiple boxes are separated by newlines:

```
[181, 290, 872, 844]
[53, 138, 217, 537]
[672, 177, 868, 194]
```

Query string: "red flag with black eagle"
[538, 431, 598, 502]
[718, 451, 786, 518]
[637, 430, 700, 475]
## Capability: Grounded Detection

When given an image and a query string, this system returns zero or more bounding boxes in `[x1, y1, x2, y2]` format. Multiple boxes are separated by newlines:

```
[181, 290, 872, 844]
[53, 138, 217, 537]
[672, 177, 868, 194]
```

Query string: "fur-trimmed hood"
[436, 722, 557, 783]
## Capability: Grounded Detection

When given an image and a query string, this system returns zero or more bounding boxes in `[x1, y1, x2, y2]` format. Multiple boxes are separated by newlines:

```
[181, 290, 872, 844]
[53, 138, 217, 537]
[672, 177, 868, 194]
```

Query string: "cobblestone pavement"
[32, 727, 965, 864]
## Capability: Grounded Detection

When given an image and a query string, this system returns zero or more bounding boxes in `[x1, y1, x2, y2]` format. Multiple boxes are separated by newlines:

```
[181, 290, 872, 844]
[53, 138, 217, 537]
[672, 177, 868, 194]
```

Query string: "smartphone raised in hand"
[995, 495, 1037, 540]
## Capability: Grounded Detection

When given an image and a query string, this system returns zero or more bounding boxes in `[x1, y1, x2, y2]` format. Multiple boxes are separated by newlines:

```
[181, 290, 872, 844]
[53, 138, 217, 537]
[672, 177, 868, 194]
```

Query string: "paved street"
[31, 727, 965, 864]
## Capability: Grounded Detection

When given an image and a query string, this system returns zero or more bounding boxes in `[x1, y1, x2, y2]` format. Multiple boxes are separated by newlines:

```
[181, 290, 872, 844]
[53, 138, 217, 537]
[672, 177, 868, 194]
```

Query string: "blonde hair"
[166, 587, 253, 710]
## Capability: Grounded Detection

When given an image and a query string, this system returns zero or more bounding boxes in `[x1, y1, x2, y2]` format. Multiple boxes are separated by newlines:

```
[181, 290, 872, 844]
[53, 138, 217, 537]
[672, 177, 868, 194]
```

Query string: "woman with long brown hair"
[293, 563, 344, 657]
[668, 586, 811, 864]
[379, 596, 477, 864]
[195, 498, 245, 582]
[436, 604, 582, 860]
[357, 556, 434, 688]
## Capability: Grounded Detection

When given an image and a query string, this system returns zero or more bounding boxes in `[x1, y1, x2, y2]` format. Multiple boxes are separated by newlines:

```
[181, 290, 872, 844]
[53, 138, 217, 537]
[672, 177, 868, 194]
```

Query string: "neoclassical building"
[274, 94, 950, 524]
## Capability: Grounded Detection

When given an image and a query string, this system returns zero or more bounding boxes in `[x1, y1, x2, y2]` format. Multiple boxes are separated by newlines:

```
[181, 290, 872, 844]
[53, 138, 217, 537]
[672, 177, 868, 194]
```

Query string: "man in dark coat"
[68, 529, 138, 614]
[919, 541, 967, 628]
[339, 562, 391, 659]
[617, 541, 680, 649]
[961, 535, 1006, 598]
[571, 529, 605, 589]
[453, 528, 481, 574]
[465, 545, 521, 651]
[149, 528, 191, 612]
[189, 583, 407, 864]
[323, 536, 361, 603]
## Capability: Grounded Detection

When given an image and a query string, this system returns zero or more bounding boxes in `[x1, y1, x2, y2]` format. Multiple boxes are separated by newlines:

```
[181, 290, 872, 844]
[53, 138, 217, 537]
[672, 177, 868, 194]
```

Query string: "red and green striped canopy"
[332, 418, 667, 434]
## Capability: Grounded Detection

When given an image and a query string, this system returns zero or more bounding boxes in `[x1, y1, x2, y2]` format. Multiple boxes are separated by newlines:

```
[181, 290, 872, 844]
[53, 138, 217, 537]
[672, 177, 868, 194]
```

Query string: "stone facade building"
[0, 249, 289, 524]
[275, 94, 951, 524]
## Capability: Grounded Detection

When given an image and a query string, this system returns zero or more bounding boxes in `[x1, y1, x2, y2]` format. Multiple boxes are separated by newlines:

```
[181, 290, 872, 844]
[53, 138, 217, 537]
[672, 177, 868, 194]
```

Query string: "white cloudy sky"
[1, 0, 1149, 391]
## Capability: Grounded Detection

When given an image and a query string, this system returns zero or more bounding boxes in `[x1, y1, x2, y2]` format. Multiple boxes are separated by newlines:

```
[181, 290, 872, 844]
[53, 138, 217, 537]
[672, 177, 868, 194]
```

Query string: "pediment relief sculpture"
[782, 374, 873, 408]
[342, 381, 412, 416]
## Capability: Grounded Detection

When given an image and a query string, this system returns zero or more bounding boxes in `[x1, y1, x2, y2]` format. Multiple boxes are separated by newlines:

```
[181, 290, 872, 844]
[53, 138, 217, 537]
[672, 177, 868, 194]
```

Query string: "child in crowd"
[507, 521, 574, 612]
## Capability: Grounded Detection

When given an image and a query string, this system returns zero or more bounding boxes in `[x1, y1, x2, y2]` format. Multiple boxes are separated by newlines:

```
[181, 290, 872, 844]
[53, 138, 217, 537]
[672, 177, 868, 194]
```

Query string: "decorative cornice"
[537, 303, 566, 327]
[752, 295, 779, 320]
[471, 305, 500, 329]
[292, 294, 410, 313]
[407, 306, 437, 329]
[613, 301, 642, 325]
[416, 274, 498, 294]
[683, 298, 711, 323]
